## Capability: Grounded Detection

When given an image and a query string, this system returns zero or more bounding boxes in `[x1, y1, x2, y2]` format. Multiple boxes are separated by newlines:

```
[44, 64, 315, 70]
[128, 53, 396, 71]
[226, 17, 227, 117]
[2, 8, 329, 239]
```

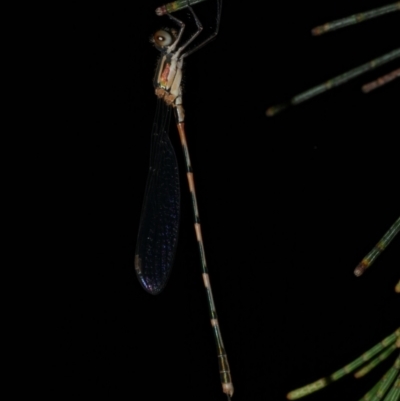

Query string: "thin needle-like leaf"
[354, 217, 400, 278]
[286, 330, 400, 400]
[311, 3, 400, 36]
[381, 372, 400, 401]
[156, 0, 208, 16]
[354, 344, 398, 378]
[266, 49, 400, 117]
[359, 360, 400, 401]
[362, 68, 400, 93]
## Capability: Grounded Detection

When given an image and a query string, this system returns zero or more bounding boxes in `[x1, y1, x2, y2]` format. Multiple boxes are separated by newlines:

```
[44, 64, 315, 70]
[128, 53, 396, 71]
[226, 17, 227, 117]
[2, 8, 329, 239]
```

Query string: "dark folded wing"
[135, 99, 180, 295]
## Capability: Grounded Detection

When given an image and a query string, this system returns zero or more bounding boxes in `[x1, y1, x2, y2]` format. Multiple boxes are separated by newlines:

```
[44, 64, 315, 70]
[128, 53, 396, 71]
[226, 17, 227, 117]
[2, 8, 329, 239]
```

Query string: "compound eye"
[153, 30, 173, 48]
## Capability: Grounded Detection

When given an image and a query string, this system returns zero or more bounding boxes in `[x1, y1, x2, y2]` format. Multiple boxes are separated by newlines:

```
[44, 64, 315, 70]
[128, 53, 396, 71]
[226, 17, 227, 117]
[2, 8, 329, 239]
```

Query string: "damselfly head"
[151, 28, 178, 50]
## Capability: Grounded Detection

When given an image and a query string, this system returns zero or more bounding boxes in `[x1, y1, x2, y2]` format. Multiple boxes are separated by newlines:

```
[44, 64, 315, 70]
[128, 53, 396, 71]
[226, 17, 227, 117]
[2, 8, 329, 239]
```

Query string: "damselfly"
[134, 0, 233, 398]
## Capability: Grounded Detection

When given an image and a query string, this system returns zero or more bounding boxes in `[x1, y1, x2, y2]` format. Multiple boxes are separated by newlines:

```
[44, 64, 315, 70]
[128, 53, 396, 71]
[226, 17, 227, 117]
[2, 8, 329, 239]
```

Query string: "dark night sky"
[60, 1, 399, 400]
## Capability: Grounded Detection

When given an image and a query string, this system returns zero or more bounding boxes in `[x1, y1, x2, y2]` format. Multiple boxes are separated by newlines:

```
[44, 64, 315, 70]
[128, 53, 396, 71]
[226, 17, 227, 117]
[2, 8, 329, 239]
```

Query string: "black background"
[61, 1, 399, 400]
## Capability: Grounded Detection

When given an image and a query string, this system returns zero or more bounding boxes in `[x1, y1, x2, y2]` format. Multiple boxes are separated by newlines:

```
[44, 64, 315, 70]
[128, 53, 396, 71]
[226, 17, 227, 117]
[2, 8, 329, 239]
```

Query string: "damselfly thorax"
[155, 57, 185, 123]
